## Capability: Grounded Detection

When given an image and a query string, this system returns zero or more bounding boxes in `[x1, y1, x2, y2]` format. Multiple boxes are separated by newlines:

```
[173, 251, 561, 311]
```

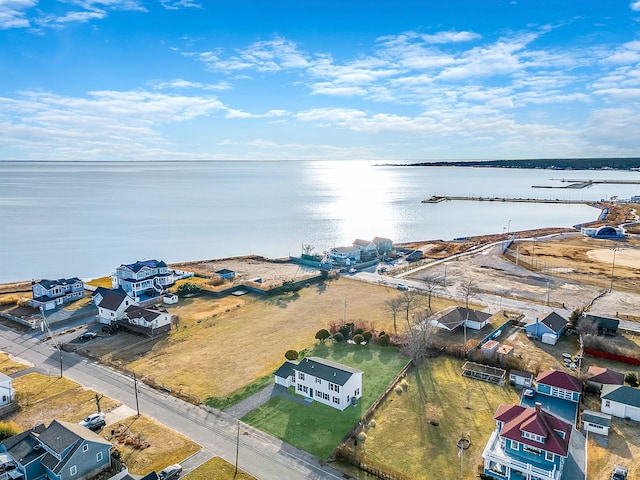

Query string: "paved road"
[0, 325, 345, 480]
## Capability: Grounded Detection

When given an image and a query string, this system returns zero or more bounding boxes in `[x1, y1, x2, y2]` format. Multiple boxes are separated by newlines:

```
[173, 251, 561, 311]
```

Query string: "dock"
[532, 178, 640, 189]
[421, 195, 594, 205]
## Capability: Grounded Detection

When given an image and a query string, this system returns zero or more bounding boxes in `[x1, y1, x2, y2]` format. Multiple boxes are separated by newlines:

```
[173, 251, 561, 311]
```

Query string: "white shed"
[509, 370, 533, 388]
[582, 410, 611, 436]
[541, 332, 558, 345]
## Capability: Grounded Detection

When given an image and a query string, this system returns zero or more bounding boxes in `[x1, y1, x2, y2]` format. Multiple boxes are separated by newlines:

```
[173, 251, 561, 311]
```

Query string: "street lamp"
[609, 247, 620, 292]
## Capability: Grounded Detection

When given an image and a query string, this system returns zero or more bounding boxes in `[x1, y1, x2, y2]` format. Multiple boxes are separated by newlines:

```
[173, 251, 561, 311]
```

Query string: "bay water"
[1, 160, 638, 283]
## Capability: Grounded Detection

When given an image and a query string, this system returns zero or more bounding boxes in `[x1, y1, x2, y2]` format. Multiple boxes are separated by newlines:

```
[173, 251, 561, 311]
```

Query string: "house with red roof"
[535, 370, 582, 403]
[585, 366, 624, 392]
[482, 403, 573, 480]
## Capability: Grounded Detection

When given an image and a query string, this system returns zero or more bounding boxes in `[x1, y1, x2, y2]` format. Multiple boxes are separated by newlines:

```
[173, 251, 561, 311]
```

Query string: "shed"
[582, 410, 611, 436]
[215, 269, 236, 280]
[509, 370, 533, 388]
[481, 340, 499, 356]
[163, 293, 178, 305]
[541, 332, 558, 345]
[497, 344, 514, 358]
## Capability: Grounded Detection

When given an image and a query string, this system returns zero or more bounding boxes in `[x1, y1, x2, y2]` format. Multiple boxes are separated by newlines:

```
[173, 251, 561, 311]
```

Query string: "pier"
[532, 178, 640, 189]
[421, 195, 594, 205]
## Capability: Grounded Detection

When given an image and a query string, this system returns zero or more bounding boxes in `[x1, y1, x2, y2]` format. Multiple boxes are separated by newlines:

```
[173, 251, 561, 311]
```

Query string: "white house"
[582, 410, 611, 436]
[509, 370, 533, 388]
[93, 288, 137, 325]
[327, 246, 361, 266]
[163, 293, 178, 305]
[601, 385, 640, 422]
[112, 259, 174, 301]
[119, 305, 172, 336]
[30, 278, 84, 311]
[352, 239, 378, 260]
[372, 236, 393, 254]
[0, 372, 15, 406]
[274, 357, 363, 411]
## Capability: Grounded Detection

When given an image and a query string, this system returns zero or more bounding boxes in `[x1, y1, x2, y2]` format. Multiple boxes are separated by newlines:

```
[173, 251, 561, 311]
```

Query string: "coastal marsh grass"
[87, 278, 458, 401]
[105, 414, 200, 475]
[8, 372, 120, 429]
[182, 457, 255, 480]
[85, 276, 112, 288]
[360, 356, 520, 480]
[241, 342, 409, 459]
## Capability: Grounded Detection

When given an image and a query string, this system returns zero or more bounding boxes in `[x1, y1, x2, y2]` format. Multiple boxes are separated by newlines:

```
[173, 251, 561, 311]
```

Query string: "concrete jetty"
[421, 195, 594, 205]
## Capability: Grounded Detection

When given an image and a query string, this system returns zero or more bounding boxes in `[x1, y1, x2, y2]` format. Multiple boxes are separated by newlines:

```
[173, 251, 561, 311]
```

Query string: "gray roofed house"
[118, 305, 173, 336]
[274, 357, 363, 411]
[584, 313, 620, 335]
[0, 420, 111, 480]
[427, 306, 491, 332]
[94, 287, 136, 325]
[582, 409, 612, 435]
[30, 277, 85, 311]
[601, 385, 640, 421]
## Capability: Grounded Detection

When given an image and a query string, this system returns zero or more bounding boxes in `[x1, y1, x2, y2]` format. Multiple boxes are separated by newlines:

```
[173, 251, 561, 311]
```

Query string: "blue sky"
[2, 0, 640, 161]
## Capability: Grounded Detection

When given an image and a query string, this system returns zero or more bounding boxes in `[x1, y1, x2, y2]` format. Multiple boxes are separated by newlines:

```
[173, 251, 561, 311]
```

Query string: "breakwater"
[422, 195, 594, 205]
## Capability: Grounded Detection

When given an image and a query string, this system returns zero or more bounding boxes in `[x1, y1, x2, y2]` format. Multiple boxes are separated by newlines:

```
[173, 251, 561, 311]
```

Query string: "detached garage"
[601, 385, 640, 422]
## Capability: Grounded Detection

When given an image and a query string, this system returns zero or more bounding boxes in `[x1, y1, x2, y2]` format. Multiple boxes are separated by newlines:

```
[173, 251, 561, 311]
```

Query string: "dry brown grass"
[8, 372, 120, 429]
[182, 456, 256, 480]
[587, 419, 640, 480]
[0, 352, 29, 375]
[84, 277, 459, 400]
[86, 276, 113, 288]
[104, 415, 200, 475]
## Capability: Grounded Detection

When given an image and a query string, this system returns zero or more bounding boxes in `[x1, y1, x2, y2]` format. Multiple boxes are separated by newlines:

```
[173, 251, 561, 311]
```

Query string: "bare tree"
[400, 309, 439, 365]
[577, 316, 599, 337]
[401, 290, 422, 328]
[385, 297, 403, 334]
[462, 279, 476, 310]
[422, 275, 441, 310]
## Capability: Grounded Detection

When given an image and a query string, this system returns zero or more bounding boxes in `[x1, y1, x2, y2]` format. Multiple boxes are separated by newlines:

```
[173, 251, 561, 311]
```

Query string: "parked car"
[79, 332, 98, 340]
[397, 284, 409, 291]
[523, 388, 536, 399]
[611, 464, 628, 480]
[561, 353, 572, 360]
[159, 464, 183, 480]
[78, 412, 105, 431]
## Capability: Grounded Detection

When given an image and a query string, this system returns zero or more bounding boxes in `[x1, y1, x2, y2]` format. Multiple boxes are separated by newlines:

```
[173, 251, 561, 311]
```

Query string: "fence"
[584, 347, 640, 366]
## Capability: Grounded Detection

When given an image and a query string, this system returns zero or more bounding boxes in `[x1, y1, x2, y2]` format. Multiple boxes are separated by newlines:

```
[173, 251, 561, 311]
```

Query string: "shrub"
[626, 372, 639, 387]
[339, 323, 353, 338]
[0, 295, 19, 306]
[353, 334, 365, 345]
[356, 432, 367, 442]
[284, 350, 299, 361]
[315, 329, 331, 343]
[332, 332, 345, 343]
[363, 331, 373, 343]
[0, 421, 20, 441]
[378, 334, 390, 346]
[176, 282, 201, 296]
[354, 328, 364, 336]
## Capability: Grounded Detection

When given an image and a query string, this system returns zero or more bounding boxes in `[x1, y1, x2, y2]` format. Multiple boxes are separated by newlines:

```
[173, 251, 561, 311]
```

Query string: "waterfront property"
[93, 287, 137, 324]
[112, 259, 174, 301]
[274, 356, 362, 411]
[118, 305, 173, 336]
[0, 420, 112, 480]
[29, 278, 85, 311]
[580, 225, 625, 239]
[482, 403, 573, 480]
[326, 246, 361, 266]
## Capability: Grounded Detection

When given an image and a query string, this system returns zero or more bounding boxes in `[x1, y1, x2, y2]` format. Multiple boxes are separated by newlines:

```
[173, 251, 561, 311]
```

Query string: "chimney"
[535, 402, 542, 411]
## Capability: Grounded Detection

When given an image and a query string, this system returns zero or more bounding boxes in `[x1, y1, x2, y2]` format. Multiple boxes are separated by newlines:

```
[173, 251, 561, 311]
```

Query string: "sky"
[2, 0, 640, 161]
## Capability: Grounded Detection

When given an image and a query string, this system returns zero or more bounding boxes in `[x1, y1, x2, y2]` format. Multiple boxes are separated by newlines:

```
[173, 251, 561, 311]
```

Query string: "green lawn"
[361, 356, 521, 479]
[241, 342, 409, 459]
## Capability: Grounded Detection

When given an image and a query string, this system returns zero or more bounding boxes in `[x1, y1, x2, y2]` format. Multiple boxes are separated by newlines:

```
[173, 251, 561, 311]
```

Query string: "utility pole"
[133, 372, 140, 418]
[609, 247, 620, 292]
[40, 307, 63, 378]
[235, 421, 240, 476]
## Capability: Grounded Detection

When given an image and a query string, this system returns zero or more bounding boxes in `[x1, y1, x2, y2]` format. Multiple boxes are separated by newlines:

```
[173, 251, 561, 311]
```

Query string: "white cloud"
[160, 0, 201, 9]
[631, 1, 640, 12]
[0, 0, 36, 28]
[149, 79, 232, 91]
[420, 30, 482, 44]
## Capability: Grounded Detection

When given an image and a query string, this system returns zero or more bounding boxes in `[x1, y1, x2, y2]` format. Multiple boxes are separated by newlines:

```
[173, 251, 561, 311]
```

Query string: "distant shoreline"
[380, 157, 640, 170]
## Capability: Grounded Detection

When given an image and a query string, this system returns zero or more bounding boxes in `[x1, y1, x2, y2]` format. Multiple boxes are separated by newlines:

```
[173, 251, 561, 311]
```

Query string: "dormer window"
[554, 430, 565, 439]
[522, 431, 545, 443]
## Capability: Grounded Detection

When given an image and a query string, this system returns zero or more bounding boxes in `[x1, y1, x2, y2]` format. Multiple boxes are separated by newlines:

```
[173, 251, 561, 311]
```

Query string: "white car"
[79, 412, 105, 431]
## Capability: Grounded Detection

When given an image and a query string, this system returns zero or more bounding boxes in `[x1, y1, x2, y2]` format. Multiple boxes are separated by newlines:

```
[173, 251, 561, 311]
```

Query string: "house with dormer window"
[274, 357, 362, 411]
[0, 419, 112, 480]
[482, 403, 573, 480]
[111, 259, 174, 301]
[30, 278, 85, 311]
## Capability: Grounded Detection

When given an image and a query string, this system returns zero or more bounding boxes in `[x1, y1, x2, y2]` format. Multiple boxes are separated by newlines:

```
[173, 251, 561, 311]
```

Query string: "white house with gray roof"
[112, 259, 174, 301]
[274, 357, 362, 411]
[0, 372, 15, 407]
[601, 385, 640, 422]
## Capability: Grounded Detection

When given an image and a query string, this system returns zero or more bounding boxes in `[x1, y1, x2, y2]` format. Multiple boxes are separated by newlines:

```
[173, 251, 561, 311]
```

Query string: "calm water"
[1, 160, 638, 283]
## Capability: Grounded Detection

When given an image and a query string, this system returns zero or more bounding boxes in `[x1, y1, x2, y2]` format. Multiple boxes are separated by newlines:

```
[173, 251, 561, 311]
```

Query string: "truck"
[611, 464, 628, 480]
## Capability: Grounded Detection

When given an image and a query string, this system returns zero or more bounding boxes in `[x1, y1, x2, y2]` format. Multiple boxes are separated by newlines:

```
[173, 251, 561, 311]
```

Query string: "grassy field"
[104, 414, 200, 475]
[586, 418, 640, 480]
[360, 356, 520, 480]
[182, 457, 255, 480]
[241, 342, 409, 459]
[84, 277, 457, 402]
[8, 372, 121, 429]
[0, 352, 29, 375]
[86, 276, 113, 288]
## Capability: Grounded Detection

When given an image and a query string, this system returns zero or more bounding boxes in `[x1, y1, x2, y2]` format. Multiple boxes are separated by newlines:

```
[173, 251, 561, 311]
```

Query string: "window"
[298, 372, 305, 381]
[522, 431, 545, 443]
[604, 400, 611, 408]
[316, 378, 321, 384]
[355, 387, 360, 396]
[70, 466, 77, 475]
[496, 420, 503, 431]
[322, 393, 329, 400]
[332, 396, 340, 404]
[297, 384, 302, 392]
[545, 451, 554, 462]
[329, 383, 340, 393]
[510, 440, 520, 451]
[83, 444, 89, 452]
[302, 386, 308, 394]
[97, 451, 103, 462]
